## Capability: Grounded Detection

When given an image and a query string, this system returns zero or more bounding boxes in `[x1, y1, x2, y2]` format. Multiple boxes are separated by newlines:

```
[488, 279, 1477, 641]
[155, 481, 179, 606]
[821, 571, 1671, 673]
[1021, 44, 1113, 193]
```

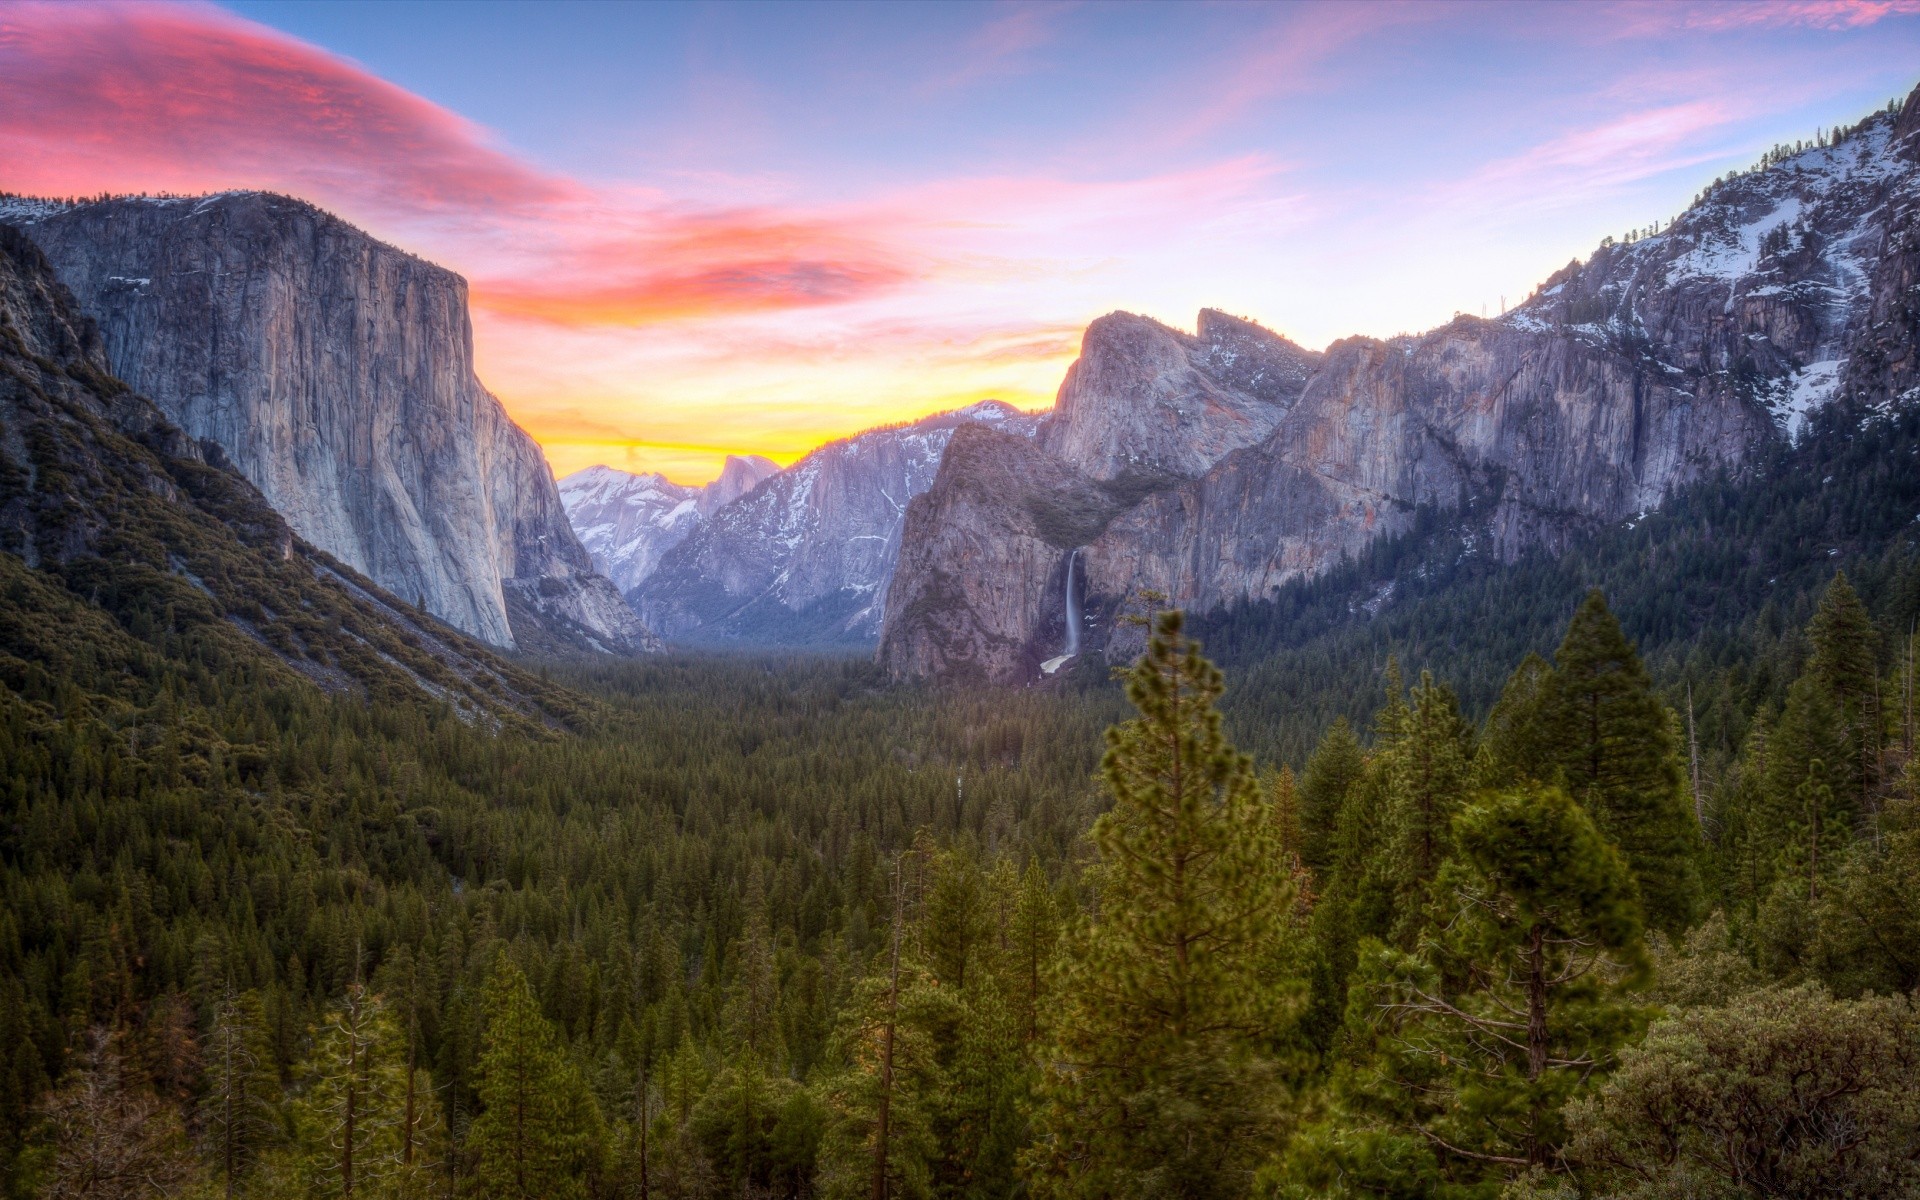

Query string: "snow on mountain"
[559, 455, 777, 594]
[630, 400, 1042, 645]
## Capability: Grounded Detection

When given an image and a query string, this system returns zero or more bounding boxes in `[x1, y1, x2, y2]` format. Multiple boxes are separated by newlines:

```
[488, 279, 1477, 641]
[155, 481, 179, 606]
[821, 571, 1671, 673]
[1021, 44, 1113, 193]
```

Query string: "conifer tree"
[292, 983, 419, 1199]
[1008, 862, 1059, 1045]
[1377, 672, 1473, 936]
[1475, 652, 1554, 789]
[1539, 590, 1701, 931]
[1024, 611, 1302, 1200]
[1807, 572, 1881, 806]
[34, 1028, 194, 1200]
[1298, 717, 1366, 876]
[465, 956, 601, 1200]
[1293, 787, 1647, 1195]
[200, 988, 280, 1197]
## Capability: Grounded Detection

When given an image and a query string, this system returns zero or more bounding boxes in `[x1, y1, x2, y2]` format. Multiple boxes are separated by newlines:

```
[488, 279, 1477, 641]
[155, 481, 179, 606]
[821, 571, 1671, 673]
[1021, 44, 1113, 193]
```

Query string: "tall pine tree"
[1025, 611, 1303, 1200]
[465, 956, 601, 1200]
[1539, 589, 1701, 932]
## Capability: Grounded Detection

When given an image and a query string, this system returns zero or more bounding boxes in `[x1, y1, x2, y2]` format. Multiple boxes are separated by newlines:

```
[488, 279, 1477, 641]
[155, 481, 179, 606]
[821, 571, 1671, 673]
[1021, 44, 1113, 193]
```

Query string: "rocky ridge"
[559, 454, 778, 595]
[880, 90, 1920, 684]
[0, 191, 655, 656]
[630, 400, 1040, 645]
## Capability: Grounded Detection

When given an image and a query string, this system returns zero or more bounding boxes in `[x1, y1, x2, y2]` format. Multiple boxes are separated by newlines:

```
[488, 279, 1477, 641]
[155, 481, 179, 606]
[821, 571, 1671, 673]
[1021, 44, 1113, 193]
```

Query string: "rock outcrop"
[0, 222, 587, 726]
[560, 454, 778, 594]
[880, 93, 1920, 684]
[632, 401, 1040, 645]
[0, 191, 655, 655]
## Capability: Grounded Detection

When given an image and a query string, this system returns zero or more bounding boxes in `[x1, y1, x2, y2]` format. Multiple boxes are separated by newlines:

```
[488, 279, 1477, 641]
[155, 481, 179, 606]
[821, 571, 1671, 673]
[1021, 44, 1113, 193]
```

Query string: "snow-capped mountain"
[1504, 103, 1911, 438]
[626, 400, 1040, 645]
[560, 454, 777, 594]
[880, 89, 1920, 683]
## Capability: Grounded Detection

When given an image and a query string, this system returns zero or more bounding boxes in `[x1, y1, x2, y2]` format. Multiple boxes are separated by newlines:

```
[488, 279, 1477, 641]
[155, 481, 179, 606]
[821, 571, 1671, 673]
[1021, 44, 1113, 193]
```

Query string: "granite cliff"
[0, 222, 587, 725]
[0, 191, 655, 656]
[881, 91, 1920, 684]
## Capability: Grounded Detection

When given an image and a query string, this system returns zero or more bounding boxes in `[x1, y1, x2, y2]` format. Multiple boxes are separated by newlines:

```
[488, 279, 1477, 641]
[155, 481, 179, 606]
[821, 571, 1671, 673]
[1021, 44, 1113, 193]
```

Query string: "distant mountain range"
[4, 87, 1913, 678]
[877, 86, 1920, 683]
[562, 401, 1040, 645]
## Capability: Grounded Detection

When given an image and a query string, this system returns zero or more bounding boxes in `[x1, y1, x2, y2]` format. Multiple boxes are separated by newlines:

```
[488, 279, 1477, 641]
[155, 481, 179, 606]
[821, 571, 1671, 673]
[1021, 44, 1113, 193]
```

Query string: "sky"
[2, 1, 1917, 483]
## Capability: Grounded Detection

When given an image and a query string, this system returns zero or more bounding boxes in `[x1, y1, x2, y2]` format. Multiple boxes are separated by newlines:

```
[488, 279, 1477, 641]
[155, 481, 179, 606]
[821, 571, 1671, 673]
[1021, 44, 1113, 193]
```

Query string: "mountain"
[630, 400, 1041, 645]
[880, 89, 1920, 684]
[0, 191, 656, 657]
[559, 453, 778, 594]
[0, 221, 588, 728]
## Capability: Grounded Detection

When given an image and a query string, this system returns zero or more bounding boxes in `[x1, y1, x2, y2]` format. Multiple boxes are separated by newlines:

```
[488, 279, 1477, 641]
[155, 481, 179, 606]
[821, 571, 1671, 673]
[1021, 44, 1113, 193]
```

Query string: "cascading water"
[1041, 548, 1081, 676]
[1063, 548, 1081, 657]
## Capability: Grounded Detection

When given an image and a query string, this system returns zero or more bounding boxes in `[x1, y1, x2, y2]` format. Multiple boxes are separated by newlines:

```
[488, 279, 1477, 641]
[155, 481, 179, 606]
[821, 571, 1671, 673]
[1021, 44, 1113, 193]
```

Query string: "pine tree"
[292, 983, 414, 1199]
[1007, 862, 1059, 1045]
[1475, 652, 1554, 789]
[465, 956, 601, 1200]
[1377, 672, 1473, 936]
[1539, 589, 1701, 931]
[1806, 572, 1881, 809]
[1294, 787, 1647, 1195]
[33, 1027, 194, 1200]
[199, 988, 281, 1197]
[1298, 718, 1366, 876]
[1024, 611, 1302, 1200]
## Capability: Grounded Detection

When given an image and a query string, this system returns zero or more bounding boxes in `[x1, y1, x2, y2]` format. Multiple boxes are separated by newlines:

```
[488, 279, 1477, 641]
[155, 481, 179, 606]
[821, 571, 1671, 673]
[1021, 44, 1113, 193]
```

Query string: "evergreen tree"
[199, 989, 281, 1197]
[814, 949, 941, 1200]
[1290, 787, 1647, 1195]
[291, 983, 418, 1199]
[1807, 572, 1881, 807]
[1024, 611, 1303, 1200]
[1475, 653, 1553, 789]
[1007, 862, 1059, 1045]
[1298, 718, 1365, 877]
[465, 956, 601, 1200]
[1377, 673, 1473, 937]
[1539, 590, 1701, 931]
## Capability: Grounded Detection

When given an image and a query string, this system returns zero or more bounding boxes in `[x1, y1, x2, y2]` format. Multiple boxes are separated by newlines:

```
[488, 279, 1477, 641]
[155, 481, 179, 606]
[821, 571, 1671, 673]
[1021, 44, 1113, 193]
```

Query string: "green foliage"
[1026, 612, 1304, 1200]
[1567, 984, 1920, 1199]
[1536, 591, 1701, 932]
[465, 957, 599, 1200]
[1302, 787, 1647, 1196]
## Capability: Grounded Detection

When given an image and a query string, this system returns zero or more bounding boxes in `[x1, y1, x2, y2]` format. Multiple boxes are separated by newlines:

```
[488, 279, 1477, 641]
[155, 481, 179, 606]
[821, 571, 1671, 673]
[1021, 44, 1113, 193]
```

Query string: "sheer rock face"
[559, 454, 778, 595]
[1041, 308, 1319, 483]
[632, 401, 1041, 645]
[881, 98, 1920, 683]
[2, 191, 655, 655]
[0, 224, 588, 724]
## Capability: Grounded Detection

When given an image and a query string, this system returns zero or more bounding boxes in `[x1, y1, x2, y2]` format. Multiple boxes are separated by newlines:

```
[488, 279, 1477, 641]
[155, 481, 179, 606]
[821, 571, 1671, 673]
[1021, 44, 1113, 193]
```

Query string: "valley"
[0, 28, 1916, 1200]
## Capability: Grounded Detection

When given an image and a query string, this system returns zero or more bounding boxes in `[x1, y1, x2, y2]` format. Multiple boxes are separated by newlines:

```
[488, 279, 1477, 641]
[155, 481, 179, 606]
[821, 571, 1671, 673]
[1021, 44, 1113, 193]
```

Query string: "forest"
[3, 387, 1920, 1200]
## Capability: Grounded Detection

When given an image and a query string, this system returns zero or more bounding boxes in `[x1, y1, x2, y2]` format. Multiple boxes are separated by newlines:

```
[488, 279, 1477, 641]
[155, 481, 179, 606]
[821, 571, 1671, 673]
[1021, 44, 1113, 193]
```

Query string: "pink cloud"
[0, 1, 575, 216]
[1601, 0, 1920, 36]
[918, 2, 1071, 95]
[1144, 2, 1443, 150]
[1428, 98, 1755, 219]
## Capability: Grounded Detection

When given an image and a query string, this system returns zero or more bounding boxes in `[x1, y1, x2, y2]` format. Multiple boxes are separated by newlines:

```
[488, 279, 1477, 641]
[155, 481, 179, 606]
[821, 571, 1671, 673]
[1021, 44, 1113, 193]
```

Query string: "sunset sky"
[3, 1, 1917, 483]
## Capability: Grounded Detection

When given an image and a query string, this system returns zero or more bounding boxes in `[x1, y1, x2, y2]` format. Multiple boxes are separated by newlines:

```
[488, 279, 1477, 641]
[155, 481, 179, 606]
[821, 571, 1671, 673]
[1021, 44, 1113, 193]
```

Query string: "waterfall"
[1063, 549, 1081, 657]
[1041, 549, 1081, 676]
